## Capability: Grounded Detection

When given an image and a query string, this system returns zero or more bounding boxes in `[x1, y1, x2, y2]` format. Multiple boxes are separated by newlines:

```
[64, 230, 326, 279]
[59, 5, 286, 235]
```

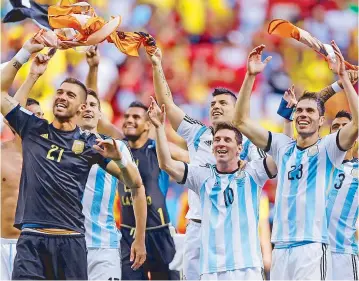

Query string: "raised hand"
[331, 40, 346, 77]
[247, 45, 272, 76]
[147, 96, 165, 128]
[283, 85, 297, 108]
[23, 37, 44, 54]
[86, 46, 100, 68]
[29, 51, 53, 78]
[148, 48, 162, 66]
[93, 138, 123, 160]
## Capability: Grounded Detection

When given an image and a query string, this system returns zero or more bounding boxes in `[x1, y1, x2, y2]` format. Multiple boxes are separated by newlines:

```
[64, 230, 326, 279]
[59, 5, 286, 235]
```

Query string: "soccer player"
[233, 42, 358, 279]
[82, 48, 147, 280]
[78, 89, 147, 280]
[119, 101, 188, 280]
[147, 97, 277, 280]
[148, 48, 266, 280]
[1, 70, 143, 279]
[280, 88, 359, 280]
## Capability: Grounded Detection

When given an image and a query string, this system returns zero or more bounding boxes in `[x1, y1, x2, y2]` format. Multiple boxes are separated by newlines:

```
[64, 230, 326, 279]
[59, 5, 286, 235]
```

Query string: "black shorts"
[121, 226, 179, 280]
[12, 231, 88, 280]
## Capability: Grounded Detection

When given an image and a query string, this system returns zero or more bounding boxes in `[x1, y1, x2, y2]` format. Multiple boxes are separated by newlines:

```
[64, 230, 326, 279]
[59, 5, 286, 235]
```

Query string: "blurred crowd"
[1, 0, 358, 231]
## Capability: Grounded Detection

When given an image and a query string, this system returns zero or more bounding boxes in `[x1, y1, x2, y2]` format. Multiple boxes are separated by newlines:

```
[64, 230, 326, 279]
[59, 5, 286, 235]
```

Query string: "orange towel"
[33, 1, 157, 56]
[268, 19, 358, 71]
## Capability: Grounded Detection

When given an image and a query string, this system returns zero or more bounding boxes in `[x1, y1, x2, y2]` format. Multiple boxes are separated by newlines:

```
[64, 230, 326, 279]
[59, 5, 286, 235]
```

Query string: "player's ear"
[319, 115, 325, 128]
[237, 144, 243, 156]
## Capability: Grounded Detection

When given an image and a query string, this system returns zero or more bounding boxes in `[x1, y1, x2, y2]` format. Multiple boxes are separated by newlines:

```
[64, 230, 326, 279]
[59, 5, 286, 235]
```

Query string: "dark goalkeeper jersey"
[118, 139, 171, 228]
[5, 105, 110, 233]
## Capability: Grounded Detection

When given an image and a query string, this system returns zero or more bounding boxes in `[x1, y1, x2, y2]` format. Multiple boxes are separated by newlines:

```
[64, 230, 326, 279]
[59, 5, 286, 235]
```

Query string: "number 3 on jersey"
[46, 145, 64, 162]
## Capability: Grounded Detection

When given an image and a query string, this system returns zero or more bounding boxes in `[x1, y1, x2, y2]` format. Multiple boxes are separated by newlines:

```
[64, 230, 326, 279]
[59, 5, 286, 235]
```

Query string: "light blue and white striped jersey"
[177, 115, 265, 220]
[184, 159, 271, 274]
[82, 140, 134, 248]
[327, 158, 358, 254]
[266, 131, 346, 245]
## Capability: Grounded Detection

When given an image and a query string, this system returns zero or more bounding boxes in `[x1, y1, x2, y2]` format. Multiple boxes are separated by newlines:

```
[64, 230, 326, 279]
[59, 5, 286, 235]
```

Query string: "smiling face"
[78, 94, 101, 131]
[213, 129, 242, 165]
[210, 94, 236, 125]
[330, 116, 350, 133]
[53, 82, 86, 121]
[122, 106, 150, 141]
[294, 98, 325, 137]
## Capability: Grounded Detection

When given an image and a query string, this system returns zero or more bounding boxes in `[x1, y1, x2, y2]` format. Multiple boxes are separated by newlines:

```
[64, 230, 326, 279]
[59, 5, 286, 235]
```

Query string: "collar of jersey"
[50, 123, 79, 134]
[215, 166, 239, 174]
[296, 138, 321, 151]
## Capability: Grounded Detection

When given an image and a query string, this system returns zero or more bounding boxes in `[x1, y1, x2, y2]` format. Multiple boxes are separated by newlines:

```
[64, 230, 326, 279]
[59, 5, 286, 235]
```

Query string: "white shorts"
[1, 238, 17, 280]
[87, 247, 121, 280]
[201, 267, 263, 280]
[271, 242, 332, 280]
[332, 252, 358, 280]
[183, 220, 201, 280]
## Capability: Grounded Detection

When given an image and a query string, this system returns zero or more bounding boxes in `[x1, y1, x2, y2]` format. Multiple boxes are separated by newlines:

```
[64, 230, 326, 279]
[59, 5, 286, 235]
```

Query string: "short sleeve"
[322, 131, 347, 168]
[241, 137, 266, 161]
[246, 158, 274, 187]
[180, 163, 210, 195]
[116, 140, 135, 163]
[264, 132, 292, 160]
[5, 104, 43, 139]
[177, 115, 207, 146]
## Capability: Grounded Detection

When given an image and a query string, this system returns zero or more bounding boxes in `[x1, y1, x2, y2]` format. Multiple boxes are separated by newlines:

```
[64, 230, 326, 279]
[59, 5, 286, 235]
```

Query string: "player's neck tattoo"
[12, 60, 22, 70]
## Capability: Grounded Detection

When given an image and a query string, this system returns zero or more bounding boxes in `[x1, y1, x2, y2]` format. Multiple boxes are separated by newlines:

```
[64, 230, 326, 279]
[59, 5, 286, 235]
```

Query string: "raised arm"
[147, 97, 187, 182]
[331, 41, 358, 150]
[148, 49, 185, 131]
[232, 45, 272, 150]
[14, 53, 52, 107]
[281, 85, 297, 139]
[168, 142, 189, 162]
[1, 37, 44, 92]
[85, 47, 124, 139]
[93, 139, 147, 269]
[319, 70, 358, 103]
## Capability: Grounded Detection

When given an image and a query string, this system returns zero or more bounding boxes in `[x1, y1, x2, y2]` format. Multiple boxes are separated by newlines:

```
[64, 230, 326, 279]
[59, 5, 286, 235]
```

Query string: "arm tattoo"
[158, 66, 172, 98]
[319, 85, 336, 104]
[12, 61, 22, 70]
[4, 95, 19, 108]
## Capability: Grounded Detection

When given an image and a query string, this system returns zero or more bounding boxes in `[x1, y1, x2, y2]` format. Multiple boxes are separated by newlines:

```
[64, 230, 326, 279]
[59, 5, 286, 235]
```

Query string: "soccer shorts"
[1, 238, 17, 280]
[271, 242, 332, 280]
[87, 247, 121, 280]
[121, 225, 178, 280]
[331, 252, 358, 280]
[183, 220, 201, 280]
[200, 267, 264, 280]
[12, 231, 88, 280]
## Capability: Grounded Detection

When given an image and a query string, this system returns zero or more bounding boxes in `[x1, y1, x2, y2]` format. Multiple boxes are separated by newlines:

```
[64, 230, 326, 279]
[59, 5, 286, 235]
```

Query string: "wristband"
[331, 81, 342, 93]
[115, 156, 128, 168]
[14, 48, 31, 65]
[277, 98, 295, 121]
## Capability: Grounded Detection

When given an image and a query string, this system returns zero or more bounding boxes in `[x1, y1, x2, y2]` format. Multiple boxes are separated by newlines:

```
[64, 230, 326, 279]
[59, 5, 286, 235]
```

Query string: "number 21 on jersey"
[46, 145, 64, 162]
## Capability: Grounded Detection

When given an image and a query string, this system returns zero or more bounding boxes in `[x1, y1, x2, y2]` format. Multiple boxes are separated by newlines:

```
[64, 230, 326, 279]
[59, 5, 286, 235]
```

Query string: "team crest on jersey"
[72, 140, 85, 154]
[235, 170, 246, 179]
[307, 145, 319, 157]
[351, 168, 358, 178]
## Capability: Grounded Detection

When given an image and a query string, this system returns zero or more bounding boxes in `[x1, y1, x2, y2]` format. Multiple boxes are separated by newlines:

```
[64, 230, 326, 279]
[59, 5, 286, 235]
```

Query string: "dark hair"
[26, 98, 40, 107]
[60, 77, 88, 101]
[87, 88, 101, 110]
[129, 101, 148, 112]
[297, 92, 325, 116]
[212, 87, 237, 101]
[335, 110, 352, 121]
[213, 122, 243, 145]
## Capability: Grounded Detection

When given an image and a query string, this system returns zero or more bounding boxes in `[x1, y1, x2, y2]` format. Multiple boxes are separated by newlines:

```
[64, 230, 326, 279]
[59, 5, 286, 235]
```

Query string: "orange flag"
[268, 19, 358, 71]
[33, 1, 157, 56]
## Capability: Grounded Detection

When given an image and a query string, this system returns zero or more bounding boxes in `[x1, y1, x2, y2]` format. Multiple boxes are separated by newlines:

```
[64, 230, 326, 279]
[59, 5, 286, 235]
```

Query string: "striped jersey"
[266, 131, 346, 245]
[177, 115, 265, 220]
[327, 158, 358, 254]
[183, 159, 272, 274]
[82, 139, 134, 248]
